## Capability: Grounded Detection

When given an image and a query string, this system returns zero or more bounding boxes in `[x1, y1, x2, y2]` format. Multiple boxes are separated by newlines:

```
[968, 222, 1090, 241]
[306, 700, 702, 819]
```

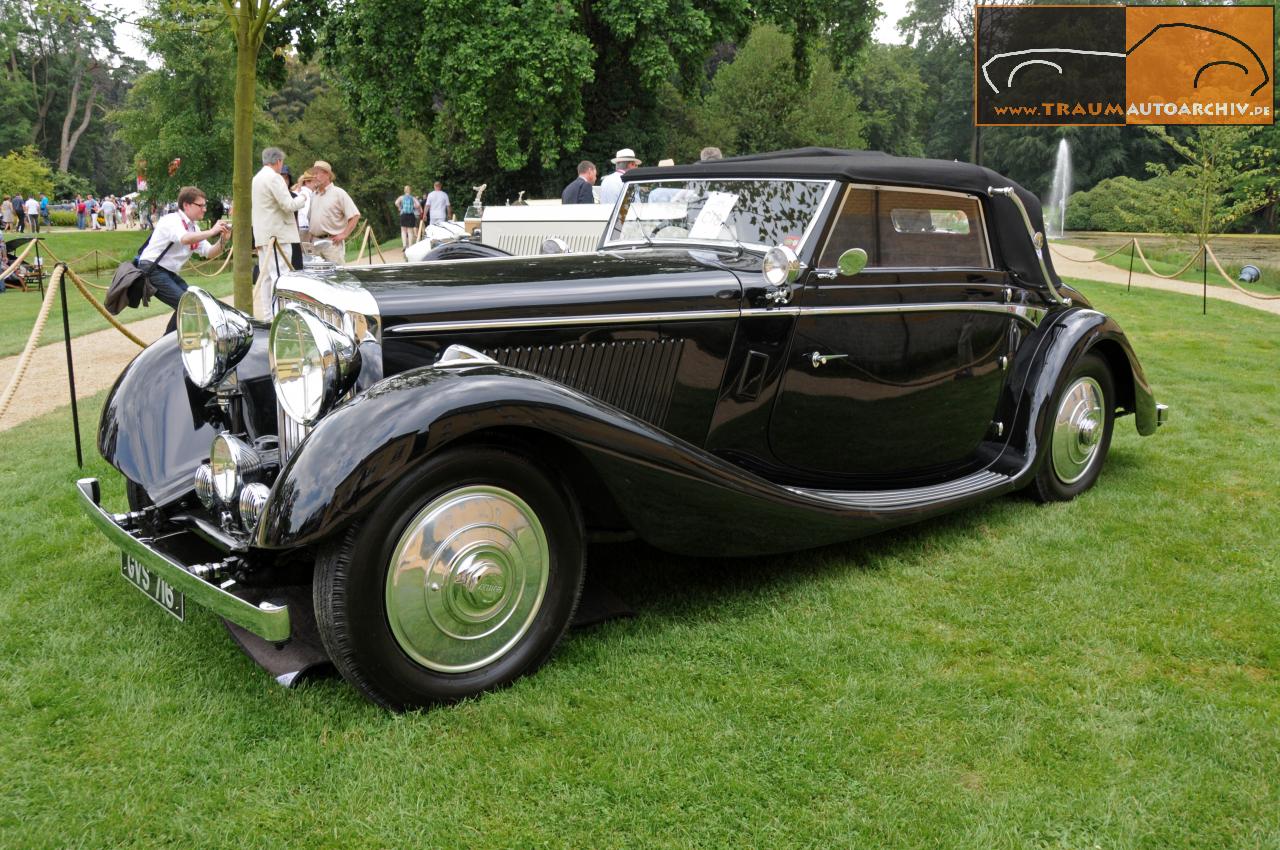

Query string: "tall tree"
[115, 0, 237, 203]
[217, 0, 292, 310]
[0, 0, 117, 171]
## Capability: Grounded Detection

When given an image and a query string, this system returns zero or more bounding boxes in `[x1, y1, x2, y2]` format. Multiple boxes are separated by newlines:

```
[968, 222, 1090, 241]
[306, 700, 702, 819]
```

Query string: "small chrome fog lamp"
[210, 433, 263, 503]
[763, 245, 802, 287]
[177, 287, 254, 389]
[238, 483, 271, 529]
[269, 306, 361, 425]
[194, 463, 217, 509]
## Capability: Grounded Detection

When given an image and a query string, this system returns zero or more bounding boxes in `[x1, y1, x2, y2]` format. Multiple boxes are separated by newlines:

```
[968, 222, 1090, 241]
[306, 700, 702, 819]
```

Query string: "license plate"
[120, 554, 185, 622]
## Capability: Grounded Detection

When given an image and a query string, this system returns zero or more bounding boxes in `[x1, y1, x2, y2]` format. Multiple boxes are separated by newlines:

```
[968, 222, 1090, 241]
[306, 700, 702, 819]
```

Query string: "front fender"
[1006, 308, 1158, 483]
[255, 365, 918, 556]
[98, 327, 275, 507]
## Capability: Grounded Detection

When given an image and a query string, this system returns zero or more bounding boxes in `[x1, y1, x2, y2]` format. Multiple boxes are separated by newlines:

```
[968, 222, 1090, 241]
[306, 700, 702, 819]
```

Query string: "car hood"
[333, 249, 750, 332]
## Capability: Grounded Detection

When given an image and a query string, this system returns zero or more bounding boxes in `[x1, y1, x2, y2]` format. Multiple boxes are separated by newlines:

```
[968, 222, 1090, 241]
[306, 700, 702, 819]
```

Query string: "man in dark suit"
[561, 161, 597, 204]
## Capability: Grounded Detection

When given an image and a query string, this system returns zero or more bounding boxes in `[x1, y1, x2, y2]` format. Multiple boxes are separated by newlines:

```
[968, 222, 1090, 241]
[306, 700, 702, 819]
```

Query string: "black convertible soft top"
[624, 147, 1063, 290]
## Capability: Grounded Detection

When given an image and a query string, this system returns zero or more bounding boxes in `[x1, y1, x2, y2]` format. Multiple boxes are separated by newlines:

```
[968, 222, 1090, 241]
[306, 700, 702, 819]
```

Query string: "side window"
[817, 187, 876, 268]
[818, 187, 991, 272]
[878, 190, 989, 268]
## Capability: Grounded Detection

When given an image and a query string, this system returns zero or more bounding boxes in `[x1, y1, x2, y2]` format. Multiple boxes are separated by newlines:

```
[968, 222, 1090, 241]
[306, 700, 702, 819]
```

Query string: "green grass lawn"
[1, 278, 1277, 848]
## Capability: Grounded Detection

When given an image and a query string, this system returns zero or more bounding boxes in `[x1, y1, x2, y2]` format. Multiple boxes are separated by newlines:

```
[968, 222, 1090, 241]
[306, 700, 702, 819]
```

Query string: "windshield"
[606, 179, 832, 251]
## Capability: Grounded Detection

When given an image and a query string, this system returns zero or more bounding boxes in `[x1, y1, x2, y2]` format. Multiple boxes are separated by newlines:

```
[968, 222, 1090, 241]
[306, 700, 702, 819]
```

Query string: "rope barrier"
[1132, 240, 1204, 279]
[0, 238, 38, 282]
[1206, 244, 1280, 301]
[1052, 236, 1280, 302]
[186, 242, 236, 277]
[0, 265, 64, 423]
[370, 226, 389, 264]
[35, 242, 111, 290]
[63, 266, 148, 347]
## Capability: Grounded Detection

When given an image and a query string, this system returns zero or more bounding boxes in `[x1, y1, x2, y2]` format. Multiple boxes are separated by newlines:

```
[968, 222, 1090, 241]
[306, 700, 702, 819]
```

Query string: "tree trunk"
[60, 80, 98, 172]
[231, 27, 257, 312]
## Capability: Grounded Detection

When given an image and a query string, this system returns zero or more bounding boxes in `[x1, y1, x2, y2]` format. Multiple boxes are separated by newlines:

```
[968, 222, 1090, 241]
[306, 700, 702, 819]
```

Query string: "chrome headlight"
[177, 287, 253, 389]
[269, 306, 361, 425]
[210, 433, 263, 503]
[762, 245, 802, 287]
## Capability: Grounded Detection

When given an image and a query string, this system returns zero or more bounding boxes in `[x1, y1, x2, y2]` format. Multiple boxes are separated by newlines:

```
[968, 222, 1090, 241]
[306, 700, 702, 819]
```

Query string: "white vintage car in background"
[404, 194, 612, 262]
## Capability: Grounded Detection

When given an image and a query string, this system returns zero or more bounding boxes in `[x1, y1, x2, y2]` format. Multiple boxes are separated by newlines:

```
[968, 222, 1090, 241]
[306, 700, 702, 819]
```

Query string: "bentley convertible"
[78, 148, 1167, 709]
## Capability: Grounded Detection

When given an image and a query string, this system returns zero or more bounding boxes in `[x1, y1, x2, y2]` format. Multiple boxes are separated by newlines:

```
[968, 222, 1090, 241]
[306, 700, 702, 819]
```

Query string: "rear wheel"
[1031, 352, 1115, 502]
[313, 447, 585, 710]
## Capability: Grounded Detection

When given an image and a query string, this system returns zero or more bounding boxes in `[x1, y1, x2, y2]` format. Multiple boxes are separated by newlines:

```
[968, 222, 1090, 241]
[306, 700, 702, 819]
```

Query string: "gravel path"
[7, 244, 1269, 434]
[0, 312, 170, 431]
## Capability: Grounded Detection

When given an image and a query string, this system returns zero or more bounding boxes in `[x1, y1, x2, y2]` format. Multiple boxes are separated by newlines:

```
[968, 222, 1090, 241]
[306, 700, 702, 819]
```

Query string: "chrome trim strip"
[388, 309, 740, 335]
[390, 300, 1046, 335]
[743, 302, 1047, 327]
[790, 470, 1012, 511]
[987, 186, 1070, 306]
[76, 478, 291, 642]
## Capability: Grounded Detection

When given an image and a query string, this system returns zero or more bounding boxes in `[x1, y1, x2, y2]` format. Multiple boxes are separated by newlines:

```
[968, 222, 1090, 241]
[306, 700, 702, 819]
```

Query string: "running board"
[788, 470, 1013, 511]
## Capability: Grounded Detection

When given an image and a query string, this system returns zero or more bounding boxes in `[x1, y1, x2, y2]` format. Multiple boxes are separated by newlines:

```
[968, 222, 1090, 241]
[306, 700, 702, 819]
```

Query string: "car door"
[767, 185, 1023, 485]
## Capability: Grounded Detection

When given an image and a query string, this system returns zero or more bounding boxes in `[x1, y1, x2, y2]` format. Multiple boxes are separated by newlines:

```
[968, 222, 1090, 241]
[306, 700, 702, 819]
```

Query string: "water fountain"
[1045, 138, 1071, 239]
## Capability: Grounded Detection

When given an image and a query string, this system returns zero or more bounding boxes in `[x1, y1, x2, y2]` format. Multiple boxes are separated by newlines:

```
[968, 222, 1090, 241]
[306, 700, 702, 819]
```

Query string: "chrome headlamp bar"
[988, 186, 1070, 307]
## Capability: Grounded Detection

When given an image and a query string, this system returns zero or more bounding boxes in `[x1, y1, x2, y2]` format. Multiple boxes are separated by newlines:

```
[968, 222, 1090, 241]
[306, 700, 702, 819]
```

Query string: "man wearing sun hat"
[598, 147, 641, 207]
[307, 159, 361, 265]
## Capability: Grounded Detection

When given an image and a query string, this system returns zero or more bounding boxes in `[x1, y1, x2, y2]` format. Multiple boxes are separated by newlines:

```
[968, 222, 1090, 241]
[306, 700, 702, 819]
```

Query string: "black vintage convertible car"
[78, 148, 1167, 709]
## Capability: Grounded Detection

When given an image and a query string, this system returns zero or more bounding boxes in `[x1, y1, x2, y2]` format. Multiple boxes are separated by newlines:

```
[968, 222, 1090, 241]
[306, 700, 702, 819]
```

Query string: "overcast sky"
[107, 0, 910, 62]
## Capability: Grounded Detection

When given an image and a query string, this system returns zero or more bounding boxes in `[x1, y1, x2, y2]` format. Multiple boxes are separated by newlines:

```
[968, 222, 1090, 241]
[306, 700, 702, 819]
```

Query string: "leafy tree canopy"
[320, 0, 878, 178]
[0, 146, 55, 196]
[697, 25, 864, 156]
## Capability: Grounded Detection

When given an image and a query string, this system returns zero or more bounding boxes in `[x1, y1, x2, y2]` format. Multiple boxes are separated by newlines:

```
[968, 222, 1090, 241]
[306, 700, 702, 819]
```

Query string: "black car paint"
[97, 176, 1155, 560]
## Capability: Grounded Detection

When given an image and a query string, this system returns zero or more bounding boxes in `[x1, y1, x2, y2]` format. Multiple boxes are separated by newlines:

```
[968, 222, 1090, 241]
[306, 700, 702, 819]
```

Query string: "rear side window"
[818, 187, 990, 270]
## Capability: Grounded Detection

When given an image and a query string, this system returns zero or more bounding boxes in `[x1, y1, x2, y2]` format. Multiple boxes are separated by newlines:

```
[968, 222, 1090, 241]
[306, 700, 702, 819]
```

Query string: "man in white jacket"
[251, 146, 308, 319]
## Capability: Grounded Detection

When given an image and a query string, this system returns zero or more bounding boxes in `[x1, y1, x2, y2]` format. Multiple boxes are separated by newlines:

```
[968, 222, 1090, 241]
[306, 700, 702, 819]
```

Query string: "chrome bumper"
[76, 478, 291, 642]
[1156, 403, 1170, 427]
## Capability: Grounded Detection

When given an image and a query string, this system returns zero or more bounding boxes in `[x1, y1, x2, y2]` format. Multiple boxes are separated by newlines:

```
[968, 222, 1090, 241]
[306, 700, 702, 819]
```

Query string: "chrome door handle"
[809, 351, 848, 368]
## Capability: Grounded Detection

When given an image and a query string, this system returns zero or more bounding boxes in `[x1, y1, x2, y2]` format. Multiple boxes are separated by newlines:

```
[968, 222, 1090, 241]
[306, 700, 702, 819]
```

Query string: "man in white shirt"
[425, 181, 451, 225]
[137, 185, 229, 332]
[251, 146, 308, 318]
[599, 148, 641, 207]
[102, 197, 118, 230]
[23, 196, 40, 233]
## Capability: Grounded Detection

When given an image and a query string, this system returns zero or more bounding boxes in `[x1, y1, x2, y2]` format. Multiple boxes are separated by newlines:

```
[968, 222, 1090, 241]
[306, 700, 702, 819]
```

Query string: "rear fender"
[1005, 308, 1158, 482]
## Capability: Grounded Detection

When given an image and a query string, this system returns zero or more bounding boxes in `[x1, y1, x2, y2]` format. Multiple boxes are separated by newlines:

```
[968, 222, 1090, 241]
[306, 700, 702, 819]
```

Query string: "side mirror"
[837, 247, 868, 277]
[540, 237, 568, 255]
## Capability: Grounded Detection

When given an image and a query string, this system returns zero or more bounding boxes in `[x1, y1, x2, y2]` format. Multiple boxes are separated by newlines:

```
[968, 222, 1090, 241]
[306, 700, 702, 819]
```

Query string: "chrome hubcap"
[1051, 376, 1105, 484]
[385, 485, 549, 673]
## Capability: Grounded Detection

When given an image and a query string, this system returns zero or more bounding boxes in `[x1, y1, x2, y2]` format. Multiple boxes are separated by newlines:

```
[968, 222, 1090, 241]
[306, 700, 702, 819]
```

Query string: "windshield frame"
[601, 177, 837, 254]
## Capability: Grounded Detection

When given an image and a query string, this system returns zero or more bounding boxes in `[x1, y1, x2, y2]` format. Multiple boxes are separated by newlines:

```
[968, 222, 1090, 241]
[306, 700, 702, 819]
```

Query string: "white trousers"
[254, 243, 292, 320]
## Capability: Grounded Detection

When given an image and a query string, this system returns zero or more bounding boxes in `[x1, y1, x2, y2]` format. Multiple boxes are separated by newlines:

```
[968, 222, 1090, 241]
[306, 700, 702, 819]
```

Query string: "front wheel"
[1030, 352, 1115, 502]
[313, 447, 586, 710]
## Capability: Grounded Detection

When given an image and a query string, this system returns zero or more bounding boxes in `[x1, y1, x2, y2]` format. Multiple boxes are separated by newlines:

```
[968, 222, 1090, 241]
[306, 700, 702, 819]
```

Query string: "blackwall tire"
[313, 447, 585, 710]
[1031, 352, 1115, 503]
